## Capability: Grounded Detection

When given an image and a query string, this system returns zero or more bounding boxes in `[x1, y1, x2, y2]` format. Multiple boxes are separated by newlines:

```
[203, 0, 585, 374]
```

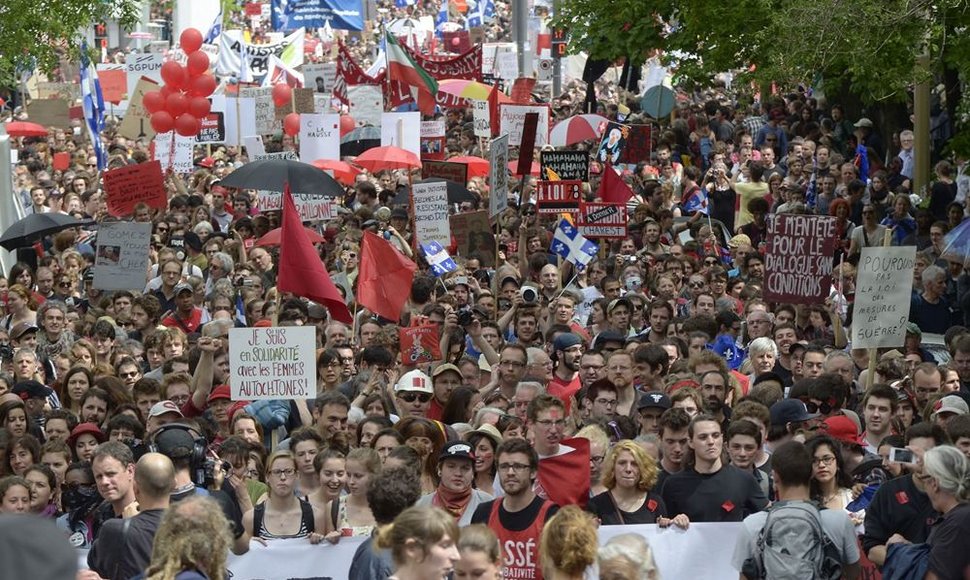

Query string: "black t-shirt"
[862, 474, 938, 554]
[87, 508, 164, 580]
[587, 490, 666, 525]
[171, 484, 245, 539]
[927, 502, 970, 580]
[470, 495, 559, 530]
[660, 464, 768, 522]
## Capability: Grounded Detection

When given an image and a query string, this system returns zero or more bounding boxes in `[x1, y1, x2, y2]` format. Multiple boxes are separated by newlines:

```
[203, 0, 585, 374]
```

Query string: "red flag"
[358, 231, 418, 322]
[277, 186, 353, 324]
[488, 84, 501, 137]
[510, 78, 536, 104]
[596, 165, 634, 205]
[535, 437, 590, 508]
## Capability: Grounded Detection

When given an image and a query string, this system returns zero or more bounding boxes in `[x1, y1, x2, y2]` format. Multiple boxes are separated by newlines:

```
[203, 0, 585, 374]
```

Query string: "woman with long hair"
[881, 194, 918, 246]
[441, 386, 481, 426]
[242, 451, 329, 544]
[59, 366, 93, 417]
[587, 440, 666, 525]
[465, 425, 501, 496]
[24, 463, 58, 517]
[316, 349, 342, 393]
[455, 524, 503, 580]
[330, 447, 381, 537]
[829, 198, 855, 259]
[374, 505, 461, 580]
[396, 417, 446, 494]
[1, 284, 37, 331]
[144, 495, 233, 580]
[0, 400, 30, 439]
[69, 339, 97, 369]
[539, 505, 598, 580]
[807, 435, 864, 525]
[307, 448, 346, 517]
[371, 428, 405, 464]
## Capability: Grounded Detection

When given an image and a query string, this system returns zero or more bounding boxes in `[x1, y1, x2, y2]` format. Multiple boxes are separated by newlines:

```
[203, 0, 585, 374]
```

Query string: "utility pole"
[551, 0, 561, 97]
[913, 52, 931, 197]
[513, 0, 529, 78]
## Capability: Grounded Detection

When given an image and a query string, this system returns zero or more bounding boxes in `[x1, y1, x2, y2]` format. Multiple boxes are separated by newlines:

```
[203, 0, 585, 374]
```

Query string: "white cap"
[395, 369, 433, 394]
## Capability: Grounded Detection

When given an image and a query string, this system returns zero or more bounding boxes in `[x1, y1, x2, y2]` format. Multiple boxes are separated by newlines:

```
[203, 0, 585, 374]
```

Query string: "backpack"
[741, 500, 843, 580]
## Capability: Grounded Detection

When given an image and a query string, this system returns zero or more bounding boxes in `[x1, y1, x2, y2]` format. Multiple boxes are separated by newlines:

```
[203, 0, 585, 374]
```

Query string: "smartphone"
[889, 447, 916, 464]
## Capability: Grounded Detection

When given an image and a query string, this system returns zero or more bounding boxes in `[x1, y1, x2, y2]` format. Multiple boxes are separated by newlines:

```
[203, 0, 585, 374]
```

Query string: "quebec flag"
[551, 215, 598, 271]
[421, 241, 458, 277]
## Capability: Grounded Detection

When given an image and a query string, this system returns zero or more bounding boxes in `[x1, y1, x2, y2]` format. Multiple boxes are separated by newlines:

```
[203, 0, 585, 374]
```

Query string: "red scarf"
[431, 485, 472, 520]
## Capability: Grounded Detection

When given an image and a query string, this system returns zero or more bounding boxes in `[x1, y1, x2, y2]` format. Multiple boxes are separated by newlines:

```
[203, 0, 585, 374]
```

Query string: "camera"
[200, 458, 231, 489]
[889, 447, 916, 465]
[234, 277, 253, 287]
[0, 343, 12, 361]
[456, 306, 475, 327]
[625, 255, 639, 264]
[520, 286, 539, 304]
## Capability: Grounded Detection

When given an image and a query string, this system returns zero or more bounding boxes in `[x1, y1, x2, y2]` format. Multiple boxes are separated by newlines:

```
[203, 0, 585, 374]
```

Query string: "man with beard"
[548, 333, 583, 408]
[472, 439, 559, 580]
[771, 322, 798, 387]
[699, 370, 732, 430]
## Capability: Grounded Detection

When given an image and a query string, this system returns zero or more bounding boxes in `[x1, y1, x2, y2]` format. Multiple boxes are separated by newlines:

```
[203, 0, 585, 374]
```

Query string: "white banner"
[381, 112, 421, 158]
[413, 180, 451, 247]
[151, 132, 195, 174]
[851, 246, 917, 349]
[489, 134, 510, 218]
[348, 85, 383, 128]
[217, 28, 305, 82]
[299, 113, 341, 163]
[499, 104, 550, 147]
[229, 326, 317, 400]
[93, 223, 152, 291]
[223, 97, 258, 147]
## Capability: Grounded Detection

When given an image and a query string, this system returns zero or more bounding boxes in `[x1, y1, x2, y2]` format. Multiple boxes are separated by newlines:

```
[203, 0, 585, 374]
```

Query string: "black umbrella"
[340, 138, 382, 158]
[392, 178, 479, 206]
[0, 213, 96, 251]
[217, 159, 344, 196]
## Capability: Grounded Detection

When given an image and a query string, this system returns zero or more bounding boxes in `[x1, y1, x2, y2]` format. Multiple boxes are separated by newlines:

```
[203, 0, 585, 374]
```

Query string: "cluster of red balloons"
[144, 28, 217, 137]
[270, 83, 302, 137]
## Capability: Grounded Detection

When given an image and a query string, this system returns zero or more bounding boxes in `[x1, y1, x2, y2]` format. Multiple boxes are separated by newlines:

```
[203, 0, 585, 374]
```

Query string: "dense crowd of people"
[2, 1, 970, 580]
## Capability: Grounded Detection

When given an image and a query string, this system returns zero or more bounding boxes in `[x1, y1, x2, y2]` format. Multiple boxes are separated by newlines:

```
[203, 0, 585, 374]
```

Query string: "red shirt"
[547, 374, 581, 413]
[162, 308, 203, 334]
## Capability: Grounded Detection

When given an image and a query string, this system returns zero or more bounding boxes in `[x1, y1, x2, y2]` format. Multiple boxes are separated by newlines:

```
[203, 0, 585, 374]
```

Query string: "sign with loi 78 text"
[578, 202, 628, 239]
[536, 180, 582, 214]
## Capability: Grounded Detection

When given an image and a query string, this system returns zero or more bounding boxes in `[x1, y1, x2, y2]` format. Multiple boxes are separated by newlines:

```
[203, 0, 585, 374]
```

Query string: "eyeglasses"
[594, 398, 618, 408]
[497, 463, 531, 472]
[689, 281, 705, 288]
[812, 455, 836, 466]
[534, 418, 566, 429]
[398, 392, 432, 403]
[269, 468, 297, 478]
[58, 281, 71, 288]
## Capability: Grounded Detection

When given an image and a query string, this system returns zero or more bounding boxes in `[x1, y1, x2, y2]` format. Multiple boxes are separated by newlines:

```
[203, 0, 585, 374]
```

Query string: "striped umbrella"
[549, 114, 609, 147]
[438, 79, 513, 102]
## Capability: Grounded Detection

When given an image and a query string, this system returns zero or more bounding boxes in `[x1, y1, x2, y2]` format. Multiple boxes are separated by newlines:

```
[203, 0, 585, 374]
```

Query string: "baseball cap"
[499, 276, 520, 289]
[553, 333, 583, 352]
[438, 441, 475, 463]
[153, 426, 198, 459]
[607, 297, 633, 314]
[637, 391, 672, 411]
[770, 399, 819, 427]
[593, 331, 627, 350]
[9, 322, 38, 340]
[12, 380, 53, 400]
[174, 282, 194, 295]
[207, 385, 232, 404]
[821, 415, 863, 446]
[854, 118, 873, 128]
[931, 395, 969, 419]
[148, 400, 184, 419]
[395, 370, 433, 394]
[432, 363, 462, 380]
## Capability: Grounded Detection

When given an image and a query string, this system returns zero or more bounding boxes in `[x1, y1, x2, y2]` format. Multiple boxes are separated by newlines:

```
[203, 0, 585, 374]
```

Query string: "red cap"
[821, 415, 864, 446]
[253, 320, 272, 328]
[227, 400, 250, 423]
[197, 157, 215, 168]
[207, 384, 232, 404]
[68, 422, 106, 448]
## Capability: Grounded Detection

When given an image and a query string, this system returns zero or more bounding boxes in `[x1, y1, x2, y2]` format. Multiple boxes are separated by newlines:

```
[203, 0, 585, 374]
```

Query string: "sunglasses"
[398, 392, 432, 403]
[689, 281, 705, 288]
[802, 399, 834, 415]
[704, 259, 718, 265]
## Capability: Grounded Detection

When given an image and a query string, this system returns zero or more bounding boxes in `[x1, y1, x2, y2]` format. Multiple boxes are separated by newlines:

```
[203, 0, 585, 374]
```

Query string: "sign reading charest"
[229, 327, 317, 400]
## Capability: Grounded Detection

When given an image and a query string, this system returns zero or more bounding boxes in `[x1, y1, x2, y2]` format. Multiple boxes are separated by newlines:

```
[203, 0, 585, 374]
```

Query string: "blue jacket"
[881, 542, 930, 580]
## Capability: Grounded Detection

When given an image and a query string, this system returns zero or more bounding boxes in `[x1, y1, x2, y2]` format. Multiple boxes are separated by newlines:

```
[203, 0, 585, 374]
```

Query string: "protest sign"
[27, 99, 70, 128]
[489, 134, 510, 218]
[423, 161, 467, 185]
[258, 192, 338, 220]
[540, 150, 589, 182]
[244, 135, 267, 158]
[852, 246, 917, 349]
[473, 100, 490, 137]
[298, 113, 341, 163]
[536, 180, 583, 215]
[412, 180, 450, 246]
[270, 0, 364, 31]
[499, 104, 550, 147]
[217, 29, 305, 82]
[596, 122, 630, 165]
[37, 82, 78, 101]
[103, 160, 167, 217]
[450, 210, 495, 267]
[420, 120, 446, 161]
[274, 88, 315, 121]
[619, 124, 653, 165]
[304, 62, 338, 93]
[242, 87, 277, 134]
[399, 325, 442, 365]
[482, 43, 516, 77]
[223, 97, 258, 147]
[53, 152, 70, 172]
[119, 77, 161, 140]
[93, 222, 152, 291]
[763, 215, 838, 304]
[152, 132, 195, 174]
[578, 202, 628, 239]
[229, 326, 317, 400]
[347, 85, 383, 127]
[125, 53, 163, 95]
[195, 96, 227, 144]
[96, 64, 127, 103]
[381, 112, 421, 158]
[497, 52, 518, 80]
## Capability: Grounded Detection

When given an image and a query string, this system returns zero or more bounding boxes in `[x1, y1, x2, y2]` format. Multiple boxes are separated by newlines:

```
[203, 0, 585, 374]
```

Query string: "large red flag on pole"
[277, 185, 353, 324]
[595, 165, 634, 205]
[358, 231, 418, 322]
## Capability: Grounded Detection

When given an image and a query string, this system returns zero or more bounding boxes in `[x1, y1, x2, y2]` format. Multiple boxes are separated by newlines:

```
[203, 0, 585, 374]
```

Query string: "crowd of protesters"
[2, 1, 970, 580]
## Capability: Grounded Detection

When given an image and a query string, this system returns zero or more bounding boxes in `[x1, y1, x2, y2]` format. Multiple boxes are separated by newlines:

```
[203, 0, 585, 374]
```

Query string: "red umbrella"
[311, 159, 362, 185]
[5, 121, 48, 138]
[508, 160, 541, 177]
[255, 226, 326, 247]
[354, 146, 422, 173]
[449, 155, 489, 178]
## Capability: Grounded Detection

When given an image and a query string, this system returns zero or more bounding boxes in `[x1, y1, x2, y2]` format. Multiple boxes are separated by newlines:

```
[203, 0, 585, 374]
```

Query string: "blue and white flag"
[79, 41, 106, 172]
[235, 294, 248, 325]
[480, 0, 495, 20]
[435, 0, 449, 38]
[682, 186, 709, 215]
[421, 241, 458, 277]
[551, 216, 598, 271]
[395, 0, 416, 6]
[204, 7, 223, 44]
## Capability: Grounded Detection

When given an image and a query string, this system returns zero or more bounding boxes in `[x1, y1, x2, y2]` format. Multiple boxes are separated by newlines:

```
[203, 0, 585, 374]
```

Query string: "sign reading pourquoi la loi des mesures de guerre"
[229, 327, 317, 400]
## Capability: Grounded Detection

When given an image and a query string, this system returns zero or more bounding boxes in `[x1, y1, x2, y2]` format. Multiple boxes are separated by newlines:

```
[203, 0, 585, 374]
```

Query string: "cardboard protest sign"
[119, 77, 161, 140]
[596, 122, 630, 165]
[420, 120, 446, 161]
[851, 247, 917, 349]
[27, 99, 70, 128]
[242, 87, 277, 134]
[103, 160, 167, 217]
[152, 132, 195, 174]
[274, 88, 315, 121]
[304, 63, 338, 93]
[540, 150, 589, 182]
[381, 112, 421, 158]
[536, 180, 583, 215]
[347, 85, 383, 127]
[473, 100, 490, 138]
[37, 82, 78, 101]
[93, 222, 152, 291]
[229, 326, 318, 400]
[618, 124, 653, 165]
[489, 134, 509, 218]
[53, 152, 70, 172]
[423, 161, 467, 185]
[399, 325, 442, 365]
[96, 64, 127, 103]
[412, 180, 451, 246]
[299, 113, 341, 163]
[125, 53, 163, 96]
[450, 210, 495, 266]
[578, 203, 628, 239]
[499, 104, 550, 147]
[763, 215, 838, 304]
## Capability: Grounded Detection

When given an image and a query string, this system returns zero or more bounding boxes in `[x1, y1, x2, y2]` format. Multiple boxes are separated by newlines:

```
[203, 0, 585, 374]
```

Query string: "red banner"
[399, 324, 441, 365]
[103, 160, 167, 217]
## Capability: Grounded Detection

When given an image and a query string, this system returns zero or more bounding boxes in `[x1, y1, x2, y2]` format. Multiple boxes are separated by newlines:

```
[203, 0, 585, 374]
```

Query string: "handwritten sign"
[258, 191, 338, 221]
[499, 104, 550, 147]
[420, 120, 446, 161]
[119, 76, 161, 140]
[274, 88, 315, 121]
[536, 180, 582, 214]
[152, 132, 195, 174]
[299, 113, 340, 163]
[540, 150, 589, 182]
[241, 87, 276, 134]
[347, 85, 383, 128]
[851, 246, 916, 349]
[473, 100, 490, 138]
[450, 210, 495, 266]
[93, 222, 152, 291]
[489, 134, 509, 218]
[413, 181, 450, 246]
[763, 215, 838, 304]
[229, 327, 317, 400]
[578, 202, 628, 239]
[423, 161, 468, 185]
[103, 160, 167, 217]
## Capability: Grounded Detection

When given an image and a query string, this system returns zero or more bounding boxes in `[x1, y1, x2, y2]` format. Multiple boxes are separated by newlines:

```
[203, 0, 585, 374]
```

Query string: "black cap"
[637, 391, 672, 411]
[438, 441, 475, 463]
[770, 399, 819, 427]
[593, 331, 627, 350]
[12, 380, 53, 400]
[153, 426, 199, 459]
[183, 231, 203, 252]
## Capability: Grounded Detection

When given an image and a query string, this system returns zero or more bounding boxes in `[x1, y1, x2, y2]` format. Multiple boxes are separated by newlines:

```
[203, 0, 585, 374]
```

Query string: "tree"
[0, 0, 141, 85]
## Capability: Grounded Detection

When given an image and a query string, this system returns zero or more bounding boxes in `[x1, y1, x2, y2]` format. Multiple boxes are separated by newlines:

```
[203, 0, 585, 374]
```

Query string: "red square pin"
[722, 500, 735, 512]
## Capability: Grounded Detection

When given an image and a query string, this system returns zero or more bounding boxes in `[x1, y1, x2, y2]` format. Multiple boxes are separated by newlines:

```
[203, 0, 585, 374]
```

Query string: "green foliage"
[0, 0, 142, 85]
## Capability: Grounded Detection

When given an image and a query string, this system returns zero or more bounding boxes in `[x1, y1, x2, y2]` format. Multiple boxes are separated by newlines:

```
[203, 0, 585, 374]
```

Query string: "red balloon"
[272, 84, 293, 107]
[180, 28, 204, 54]
[188, 96, 211, 118]
[159, 84, 176, 99]
[189, 74, 217, 97]
[160, 61, 188, 89]
[166, 92, 189, 117]
[186, 51, 210, 76]
[175, 113, 201, 137]
[150, 111, 175, 134]
[283, 113, 301, 136]
[143, 91, 165, 114]
[339, 115, 355, 137]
